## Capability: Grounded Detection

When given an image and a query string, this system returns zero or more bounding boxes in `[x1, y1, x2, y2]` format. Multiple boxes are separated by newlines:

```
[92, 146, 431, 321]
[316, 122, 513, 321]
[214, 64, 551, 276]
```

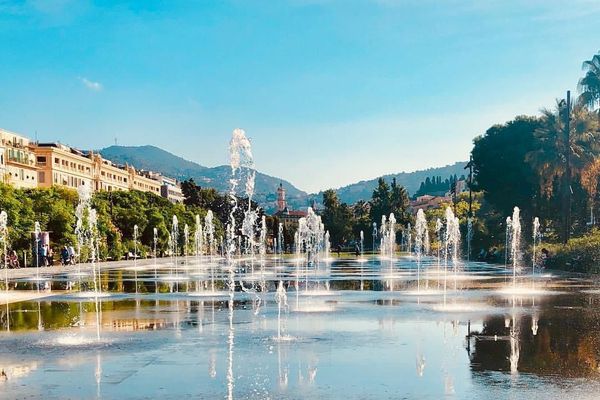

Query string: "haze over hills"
[100, 145, 467, 211]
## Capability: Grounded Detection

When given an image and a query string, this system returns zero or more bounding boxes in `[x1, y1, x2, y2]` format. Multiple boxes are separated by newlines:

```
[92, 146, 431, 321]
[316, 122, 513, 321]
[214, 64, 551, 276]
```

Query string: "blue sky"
[0, 0, 599, 193]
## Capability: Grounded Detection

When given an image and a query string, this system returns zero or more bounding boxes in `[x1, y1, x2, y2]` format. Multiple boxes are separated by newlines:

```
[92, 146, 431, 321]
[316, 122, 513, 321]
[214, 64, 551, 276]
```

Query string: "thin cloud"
[78, 77, 103, 92]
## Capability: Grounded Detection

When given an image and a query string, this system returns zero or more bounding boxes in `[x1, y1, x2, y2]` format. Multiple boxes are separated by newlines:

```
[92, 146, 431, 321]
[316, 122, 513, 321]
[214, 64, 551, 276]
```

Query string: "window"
[38, 172, 45, 183]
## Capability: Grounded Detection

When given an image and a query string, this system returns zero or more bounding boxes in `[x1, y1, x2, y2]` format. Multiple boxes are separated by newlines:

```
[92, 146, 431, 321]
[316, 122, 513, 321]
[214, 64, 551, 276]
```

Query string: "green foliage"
[0, 183, 220, 264]
[545, 229, 600, 273]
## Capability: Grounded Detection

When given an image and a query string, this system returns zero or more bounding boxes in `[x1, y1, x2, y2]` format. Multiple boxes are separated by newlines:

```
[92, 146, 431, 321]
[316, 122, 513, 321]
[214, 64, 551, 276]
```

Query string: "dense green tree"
[322, 190, 353, 246]
[472, 116, 542, 219]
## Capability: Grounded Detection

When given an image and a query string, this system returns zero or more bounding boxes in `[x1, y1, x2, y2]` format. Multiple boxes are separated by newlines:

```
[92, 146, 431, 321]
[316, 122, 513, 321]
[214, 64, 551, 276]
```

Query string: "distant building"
[273, 182, 307, 230]
[410, 195, 451, 215]
[276, 183, 287, 212]
[160, 176, 184, 203]
[1, 127, 188, 200]
[90, 154, 130, 192]
[128, 166, 162, 195]
[32, 142, 93, 190]
[0, 129, 38, 189]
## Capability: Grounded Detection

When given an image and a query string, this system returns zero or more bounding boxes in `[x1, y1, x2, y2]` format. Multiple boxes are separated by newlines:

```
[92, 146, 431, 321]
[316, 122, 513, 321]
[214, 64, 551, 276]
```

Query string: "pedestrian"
[40, 244, 48, 267]
[61, 246, 70, 266]
[47, 246, 54, 266]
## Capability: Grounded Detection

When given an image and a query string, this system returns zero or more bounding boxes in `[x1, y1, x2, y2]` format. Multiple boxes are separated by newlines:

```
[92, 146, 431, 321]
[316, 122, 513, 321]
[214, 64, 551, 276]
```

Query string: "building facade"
[160, 176, 184, 203]
[32, 143, 93, 190]
[0, 129, 38, 189]
[128, 167, 162, 195]
[1, 127, 185, 202]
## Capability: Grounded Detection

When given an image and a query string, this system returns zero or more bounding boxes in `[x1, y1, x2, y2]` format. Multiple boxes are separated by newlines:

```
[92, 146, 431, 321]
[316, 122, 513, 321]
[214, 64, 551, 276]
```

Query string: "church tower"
[276, 182, 287, 212]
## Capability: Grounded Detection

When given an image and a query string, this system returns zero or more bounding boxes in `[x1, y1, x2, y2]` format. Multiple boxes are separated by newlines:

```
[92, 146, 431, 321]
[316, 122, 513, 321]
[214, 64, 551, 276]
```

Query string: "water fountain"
[133, 224, 139, 294]
[171, 215, 179, 291]
[34, 221, 41, 285]
[278, 223, 284, 255]
[153, 227, 158, 284]
[379, 214, 396, 260]
[466, 217, 473, 261]
[504, 217, 512, 269]
[275, 280, 288, 341]
[75, 183, 102, 341]
[372, 222, 378, 256]
[226, 128, 256, 400]
[532, 217, 541, 278]
[204, 210, 215, 291]
[414, 209, 429, 292]
[510, 207, 522, 288]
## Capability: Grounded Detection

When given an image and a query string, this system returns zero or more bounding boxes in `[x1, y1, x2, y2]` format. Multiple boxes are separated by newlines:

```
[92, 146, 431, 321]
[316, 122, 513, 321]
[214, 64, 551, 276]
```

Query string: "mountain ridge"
[99, 145, 467, 211]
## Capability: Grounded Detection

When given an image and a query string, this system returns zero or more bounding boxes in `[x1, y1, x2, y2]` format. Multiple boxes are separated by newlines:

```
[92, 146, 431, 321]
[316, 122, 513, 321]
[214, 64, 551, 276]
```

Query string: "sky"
[0, 0, 599, 193]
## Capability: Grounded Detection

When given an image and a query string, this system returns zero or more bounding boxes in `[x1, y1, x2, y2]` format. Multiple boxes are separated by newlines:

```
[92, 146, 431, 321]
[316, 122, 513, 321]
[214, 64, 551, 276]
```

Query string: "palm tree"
[526, 102, 600, 197]
[578, 52, 600, 111]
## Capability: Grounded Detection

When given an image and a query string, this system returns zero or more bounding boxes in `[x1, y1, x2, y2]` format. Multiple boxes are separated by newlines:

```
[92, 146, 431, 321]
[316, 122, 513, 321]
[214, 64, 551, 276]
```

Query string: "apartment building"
[1, 127, 186, 202]
[0, 129, 38, 189]
[160, 175, 185, 203]
[89, 153, 130, 192]
[128, 166, 162, 195]
[32, 143, 93, 190]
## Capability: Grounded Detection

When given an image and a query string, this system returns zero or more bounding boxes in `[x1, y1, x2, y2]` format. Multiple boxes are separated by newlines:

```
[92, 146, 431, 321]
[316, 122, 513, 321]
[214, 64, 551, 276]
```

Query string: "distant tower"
[276, 183, 287, 212]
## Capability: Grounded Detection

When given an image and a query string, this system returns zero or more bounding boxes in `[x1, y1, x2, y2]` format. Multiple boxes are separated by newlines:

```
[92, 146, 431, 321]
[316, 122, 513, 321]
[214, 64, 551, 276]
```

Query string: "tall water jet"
[379, 214, 396, 260]
[466, 217, 473, 261]
[277, 223, 284, 255]
[204, 210, 215, 291]
[504, 217, 512, 269]
[324, 231, 331, 261]
[76, 183, 101, 341]
[153, 227, 158, 287]
[372, 222, 378, 256]
[510, 207, 522, 288]
[227, 128, 255, 400]
[184, 224, 190, 273]
[133, 224, 139, 294]
[444, 208, 460, 272]
[171, 215, 179, 291]
[275, 280, 288, 341]
[34, 221, 41, 285]
[532, 217, 541, 279]
[414, 209, 429, 292]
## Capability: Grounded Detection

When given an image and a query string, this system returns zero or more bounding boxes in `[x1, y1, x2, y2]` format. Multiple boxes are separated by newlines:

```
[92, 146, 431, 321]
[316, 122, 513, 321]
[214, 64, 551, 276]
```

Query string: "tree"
[370, 178, 390, 224]
[321, 190, 352, 246]
[578, 51, 600, 111]
[527, 104, 600, 198]
[472, 116, 542, 219]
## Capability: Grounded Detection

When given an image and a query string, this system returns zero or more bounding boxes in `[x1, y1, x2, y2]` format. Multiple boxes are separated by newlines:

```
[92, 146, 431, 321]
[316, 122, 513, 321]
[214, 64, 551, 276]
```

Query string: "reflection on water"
[0, 257, 600, 399]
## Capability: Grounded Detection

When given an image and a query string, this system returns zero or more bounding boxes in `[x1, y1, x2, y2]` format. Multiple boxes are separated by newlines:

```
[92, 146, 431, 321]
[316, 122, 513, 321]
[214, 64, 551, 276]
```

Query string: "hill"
[99, 145, 309, 213]
[320, 162, 468, 205]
